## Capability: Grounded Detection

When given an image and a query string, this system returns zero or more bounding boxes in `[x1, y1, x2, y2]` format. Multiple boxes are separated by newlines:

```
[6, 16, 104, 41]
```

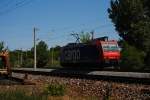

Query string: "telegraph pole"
[18, 51, 20, 67]
[20, 48, 23, 66]
[91, 30, 94, 40]
[33, 27, 38, 70]
[51, 47, 53, 65]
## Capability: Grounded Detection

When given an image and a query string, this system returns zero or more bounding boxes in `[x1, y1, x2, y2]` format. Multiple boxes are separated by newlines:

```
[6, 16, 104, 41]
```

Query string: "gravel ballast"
[11, 72, 150, 100]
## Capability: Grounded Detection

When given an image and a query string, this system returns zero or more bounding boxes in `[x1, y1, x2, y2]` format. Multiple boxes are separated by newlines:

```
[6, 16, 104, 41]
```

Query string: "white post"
[33, 27, 37, 70]
[20, 48, 23, 66]
[51, 47, 53, 65]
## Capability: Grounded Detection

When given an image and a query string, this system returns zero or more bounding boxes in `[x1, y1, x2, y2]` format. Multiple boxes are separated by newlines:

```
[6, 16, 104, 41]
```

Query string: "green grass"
[0, 87, 100, 100]
[0, 90, 47, 100]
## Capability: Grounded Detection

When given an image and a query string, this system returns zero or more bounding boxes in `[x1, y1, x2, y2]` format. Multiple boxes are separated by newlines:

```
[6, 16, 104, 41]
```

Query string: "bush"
[120, 42, 145, 71]
[44, 84, 66, 96]
[22, 59, 34, 68]
[145, 50, 150, 69]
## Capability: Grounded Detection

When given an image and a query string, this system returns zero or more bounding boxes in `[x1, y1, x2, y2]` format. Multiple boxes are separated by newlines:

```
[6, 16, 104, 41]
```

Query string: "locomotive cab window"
[109, 44, 119, 51]
[102, 45, 109, 51]
[102, 44, 119, 51]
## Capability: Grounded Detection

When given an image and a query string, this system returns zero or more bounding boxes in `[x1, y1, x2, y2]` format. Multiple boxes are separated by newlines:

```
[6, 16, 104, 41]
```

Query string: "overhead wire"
[38, 24, 113, 48]
[48, 18, 105, 33]
[0, 0, 34, 15]
[41, 23, 112, 42]
[0, 0, 12, 9]
[0, 0, 115, 47]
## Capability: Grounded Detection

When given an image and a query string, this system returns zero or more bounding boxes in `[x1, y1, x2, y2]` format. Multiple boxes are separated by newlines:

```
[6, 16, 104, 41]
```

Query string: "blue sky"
[0, 0, 119, 50]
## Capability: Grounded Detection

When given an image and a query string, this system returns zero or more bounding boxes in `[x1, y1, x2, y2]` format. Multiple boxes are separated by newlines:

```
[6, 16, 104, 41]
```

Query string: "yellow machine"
[0, 51, 11, 76]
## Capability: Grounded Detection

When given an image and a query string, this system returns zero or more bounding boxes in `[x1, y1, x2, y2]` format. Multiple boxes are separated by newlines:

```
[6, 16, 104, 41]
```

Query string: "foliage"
[0, 41, 4, 51]
[35, 40, 49, 68]
[0, 90, 47, 100]
[79, 31, 92, 43]
[145, 50, 150, 67]
[0, 41, 8, 52]
[47, 46, 61, 67]
[49, 46, 61, 61]
[9, 49, 33, 68]
[9, 43, 62, 68]
[108, 0, 150, 50]
[22, 58, 34, 68]
[120, 42, 145, 70]
[44, 84, 66, 96]
[9, 51, 18, 67]
[47, 59, 61, 68]
[10, 40, 49, 68]
[108, 0, 150, 69]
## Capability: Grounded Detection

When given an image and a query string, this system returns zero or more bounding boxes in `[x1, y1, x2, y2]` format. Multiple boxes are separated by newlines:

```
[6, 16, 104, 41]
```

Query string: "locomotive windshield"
[102, 43, 119, 51]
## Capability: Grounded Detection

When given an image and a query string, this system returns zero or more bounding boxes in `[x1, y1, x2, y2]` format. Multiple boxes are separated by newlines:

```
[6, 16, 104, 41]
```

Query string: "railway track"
[12, 68, 150, 84]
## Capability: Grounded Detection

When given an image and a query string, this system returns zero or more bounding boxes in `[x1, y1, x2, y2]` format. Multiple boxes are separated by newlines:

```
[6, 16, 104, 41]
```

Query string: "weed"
[44, 83, 66, 96]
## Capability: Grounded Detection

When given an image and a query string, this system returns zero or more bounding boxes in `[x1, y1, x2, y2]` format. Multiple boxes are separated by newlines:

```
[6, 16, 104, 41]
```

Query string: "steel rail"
[12, 68, 150, 85]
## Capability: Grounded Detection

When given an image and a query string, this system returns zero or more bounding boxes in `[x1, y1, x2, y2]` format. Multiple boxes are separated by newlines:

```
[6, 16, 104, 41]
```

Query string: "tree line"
[9, 41, 61, 68]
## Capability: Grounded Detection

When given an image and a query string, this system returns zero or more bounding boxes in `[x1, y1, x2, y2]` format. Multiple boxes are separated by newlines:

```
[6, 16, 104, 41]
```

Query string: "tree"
[10, 49, 34, 68]
[0, 41, 8, 52]
[36, 41, 49, 67]
[108, 0, 150, 51]
[79, 31, 92, 43]
[108, 0, 150, 68]
[9, 50, 19, 67]
[48, 46, 61, 67]
[49, 46, 61, 61]
[0, 42, 4, 51]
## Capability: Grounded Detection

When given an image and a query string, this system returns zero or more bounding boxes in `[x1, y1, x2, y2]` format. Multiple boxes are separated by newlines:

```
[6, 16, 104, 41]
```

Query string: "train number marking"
[64, 49, 80, 61]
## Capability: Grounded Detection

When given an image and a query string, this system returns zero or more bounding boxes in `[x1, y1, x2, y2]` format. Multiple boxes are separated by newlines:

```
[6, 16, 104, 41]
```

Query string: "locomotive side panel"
[78, 45, 100, 64]
[60, 44, 101, 67]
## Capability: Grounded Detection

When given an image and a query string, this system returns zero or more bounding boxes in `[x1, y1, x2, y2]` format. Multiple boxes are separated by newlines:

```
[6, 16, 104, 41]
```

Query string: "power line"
[40, 23, 112, 42]
[3, 23, 113, 45]
[47, 23, 112, 38]
[0, 0, 35, 16]
[48, 18, 105, 33]
[0, 0, 12, 9]
[42, 33, 70, 42]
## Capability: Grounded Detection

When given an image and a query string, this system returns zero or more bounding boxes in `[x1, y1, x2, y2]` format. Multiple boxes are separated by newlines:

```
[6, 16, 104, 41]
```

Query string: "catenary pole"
[33, 27, 37, 70]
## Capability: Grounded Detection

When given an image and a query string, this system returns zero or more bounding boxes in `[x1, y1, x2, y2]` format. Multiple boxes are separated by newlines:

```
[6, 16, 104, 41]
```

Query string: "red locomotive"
[60, 36, 120, 68]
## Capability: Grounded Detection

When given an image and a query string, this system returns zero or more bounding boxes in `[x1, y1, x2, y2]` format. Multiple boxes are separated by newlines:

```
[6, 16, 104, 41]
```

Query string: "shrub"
[120, 42, 145, 71]
[145, 50, 150, 69]
[44, 84, 66, 96]
[22, 59, 34, 68]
